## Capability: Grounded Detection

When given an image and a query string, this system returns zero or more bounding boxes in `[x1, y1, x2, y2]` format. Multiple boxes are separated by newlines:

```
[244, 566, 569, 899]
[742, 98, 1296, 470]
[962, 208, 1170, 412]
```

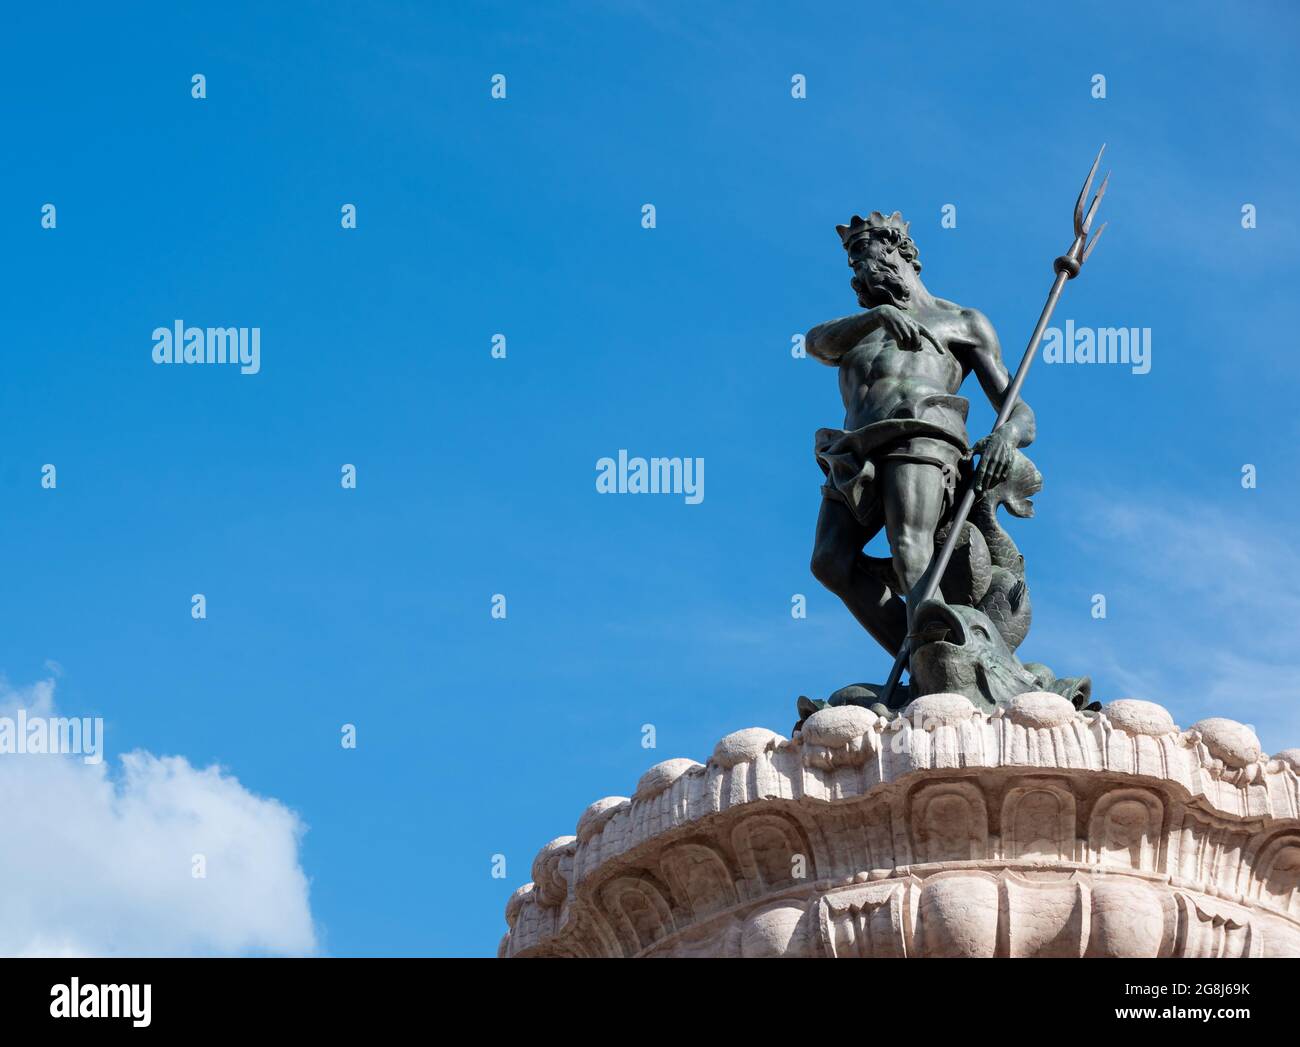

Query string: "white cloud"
[0, 677, 317, 957]
[1034, 494, 1300, 753]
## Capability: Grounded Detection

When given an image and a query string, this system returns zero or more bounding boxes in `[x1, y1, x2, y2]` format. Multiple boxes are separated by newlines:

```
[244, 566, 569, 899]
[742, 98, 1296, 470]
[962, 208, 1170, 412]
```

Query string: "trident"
[877, 146, 1110, 709]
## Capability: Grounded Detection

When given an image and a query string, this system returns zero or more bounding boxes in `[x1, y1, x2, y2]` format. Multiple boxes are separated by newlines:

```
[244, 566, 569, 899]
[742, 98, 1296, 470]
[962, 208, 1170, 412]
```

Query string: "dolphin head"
[908, 598, 1040, 712]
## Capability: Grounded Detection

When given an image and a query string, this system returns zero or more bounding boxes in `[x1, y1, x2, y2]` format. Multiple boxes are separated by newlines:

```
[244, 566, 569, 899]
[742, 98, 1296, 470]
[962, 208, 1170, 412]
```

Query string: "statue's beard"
[852, 257, 910, 308]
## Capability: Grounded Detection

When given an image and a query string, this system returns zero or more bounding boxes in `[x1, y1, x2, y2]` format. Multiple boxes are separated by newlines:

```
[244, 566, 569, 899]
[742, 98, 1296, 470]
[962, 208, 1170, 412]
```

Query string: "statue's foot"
[794, 683, 908, 733]
[793, 694, 827, 733]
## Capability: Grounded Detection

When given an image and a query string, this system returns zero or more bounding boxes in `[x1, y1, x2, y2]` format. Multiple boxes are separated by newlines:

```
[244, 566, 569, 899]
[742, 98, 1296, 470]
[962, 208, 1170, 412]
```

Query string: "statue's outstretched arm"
[806, 311, 880, 365]
[807, 305, 932, 364]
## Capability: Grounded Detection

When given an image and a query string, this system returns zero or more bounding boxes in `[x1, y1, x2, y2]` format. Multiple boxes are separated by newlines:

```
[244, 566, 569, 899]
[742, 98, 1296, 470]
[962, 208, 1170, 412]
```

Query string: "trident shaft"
[877, 146, 1110, 709]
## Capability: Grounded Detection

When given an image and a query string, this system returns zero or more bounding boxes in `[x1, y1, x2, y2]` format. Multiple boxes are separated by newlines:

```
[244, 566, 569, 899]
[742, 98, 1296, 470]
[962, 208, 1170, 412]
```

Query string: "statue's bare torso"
[834, 298, 969, 435]
[806, 212, 1035, 658]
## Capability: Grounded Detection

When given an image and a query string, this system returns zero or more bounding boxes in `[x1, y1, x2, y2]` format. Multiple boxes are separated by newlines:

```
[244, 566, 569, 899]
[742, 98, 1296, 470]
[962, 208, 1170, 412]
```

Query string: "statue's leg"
[881, 459, 947, 632]
[810, 495, 907, 656]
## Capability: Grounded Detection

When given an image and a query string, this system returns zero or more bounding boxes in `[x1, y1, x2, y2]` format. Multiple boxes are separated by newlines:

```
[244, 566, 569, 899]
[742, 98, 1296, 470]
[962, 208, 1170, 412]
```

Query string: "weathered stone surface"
[1104, 699, 1176, 736]
[713, 728, 784, 769]
[576, 797, 629, 843]
[502, 698, 1300, 957]
[800, 706, 877, 747]
[1192, 717, 1263, 769]
[799, 705, 879, 770]
[634, 758, 702, 801]
[903, 692, 978, 728]
[1005, 691, 1076, 729]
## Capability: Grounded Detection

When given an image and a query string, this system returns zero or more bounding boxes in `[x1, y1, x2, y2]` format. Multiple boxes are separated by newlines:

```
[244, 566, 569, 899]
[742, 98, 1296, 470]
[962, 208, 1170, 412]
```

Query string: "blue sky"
[1, 1, 1297, 956]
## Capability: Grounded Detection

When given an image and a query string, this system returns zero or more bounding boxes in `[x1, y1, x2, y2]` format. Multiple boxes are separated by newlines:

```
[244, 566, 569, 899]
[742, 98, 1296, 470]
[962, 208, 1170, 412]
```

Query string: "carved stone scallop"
[713, 727, 784, 768]
[502, 700, 1300, 957]
[634, 758, 703, 801]
[1104, 699, 1176, 736]
[1192, 717, 1263, 768]
[1005, 691, 1077, 729]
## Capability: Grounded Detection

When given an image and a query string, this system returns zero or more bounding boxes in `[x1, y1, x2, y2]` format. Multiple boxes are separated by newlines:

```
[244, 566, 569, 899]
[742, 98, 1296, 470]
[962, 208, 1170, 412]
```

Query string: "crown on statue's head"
[836, 210, 911, 249]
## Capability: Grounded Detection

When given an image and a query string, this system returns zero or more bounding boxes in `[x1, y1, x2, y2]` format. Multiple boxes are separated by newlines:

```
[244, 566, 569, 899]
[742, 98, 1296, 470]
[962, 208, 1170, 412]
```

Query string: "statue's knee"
[811, 548, 850, 592]
[891, 533, 933, 591]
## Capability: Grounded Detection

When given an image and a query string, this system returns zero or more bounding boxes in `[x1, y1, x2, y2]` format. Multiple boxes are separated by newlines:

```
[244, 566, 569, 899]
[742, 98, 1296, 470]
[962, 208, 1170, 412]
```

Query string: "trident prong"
[1081, 221, 1107, 263]
[1082, 171, 1109, 234]
[1066, 145, 1110, 274]
[1074, 144, 1105, 235]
